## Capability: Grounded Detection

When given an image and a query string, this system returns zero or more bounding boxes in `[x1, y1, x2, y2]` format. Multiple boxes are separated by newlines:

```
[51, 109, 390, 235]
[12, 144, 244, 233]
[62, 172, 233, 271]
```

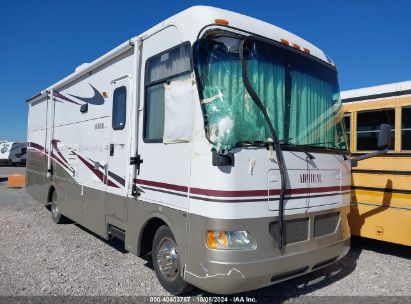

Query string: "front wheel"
[50, 190, 69, 224]
[152, 225, 193, 295]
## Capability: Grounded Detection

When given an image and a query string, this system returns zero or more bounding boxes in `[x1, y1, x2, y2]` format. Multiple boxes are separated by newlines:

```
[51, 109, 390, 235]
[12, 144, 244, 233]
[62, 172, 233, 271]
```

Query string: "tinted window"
[402, 107, 411, 150]
[344, 113, 351, 148]
[144, 43, 191, 142]
[146, 43, 191, 84]
[356, 109, 395, 151]
[112, 86, 126, 130]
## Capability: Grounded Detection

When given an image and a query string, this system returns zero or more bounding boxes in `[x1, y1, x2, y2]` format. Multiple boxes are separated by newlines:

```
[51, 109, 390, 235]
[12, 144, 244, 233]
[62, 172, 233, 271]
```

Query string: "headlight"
[206, 230, 257, 250]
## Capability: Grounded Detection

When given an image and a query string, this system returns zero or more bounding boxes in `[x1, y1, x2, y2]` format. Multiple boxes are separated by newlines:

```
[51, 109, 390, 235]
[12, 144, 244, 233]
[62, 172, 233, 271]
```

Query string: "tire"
[152, 225, 194, 295]
[50, 190, 69, 224]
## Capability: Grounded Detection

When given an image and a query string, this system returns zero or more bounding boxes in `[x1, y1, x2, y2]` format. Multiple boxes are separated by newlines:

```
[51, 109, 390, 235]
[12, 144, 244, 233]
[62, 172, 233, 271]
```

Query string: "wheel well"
[139, 218, 167, 257]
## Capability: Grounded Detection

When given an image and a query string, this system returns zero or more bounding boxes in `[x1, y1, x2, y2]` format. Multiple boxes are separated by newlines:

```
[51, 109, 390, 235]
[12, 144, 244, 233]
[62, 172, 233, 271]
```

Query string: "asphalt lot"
[0, 167, 410, 302]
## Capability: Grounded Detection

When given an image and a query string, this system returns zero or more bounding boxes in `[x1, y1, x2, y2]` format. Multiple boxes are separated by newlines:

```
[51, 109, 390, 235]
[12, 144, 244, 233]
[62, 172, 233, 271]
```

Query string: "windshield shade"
[193, 36, 348, 152]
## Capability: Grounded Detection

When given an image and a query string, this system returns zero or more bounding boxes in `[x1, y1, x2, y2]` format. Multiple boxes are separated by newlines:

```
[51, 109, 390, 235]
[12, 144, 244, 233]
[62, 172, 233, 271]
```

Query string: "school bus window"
[401, 107, 411, 150]
[356, 109, 395, 151]
[344, 113, 351, 148]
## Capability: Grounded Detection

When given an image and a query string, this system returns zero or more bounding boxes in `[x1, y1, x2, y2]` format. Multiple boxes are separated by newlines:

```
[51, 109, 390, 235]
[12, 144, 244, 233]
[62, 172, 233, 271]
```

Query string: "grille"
[270, 218, 309, 245]
[314, 212, 340, 237]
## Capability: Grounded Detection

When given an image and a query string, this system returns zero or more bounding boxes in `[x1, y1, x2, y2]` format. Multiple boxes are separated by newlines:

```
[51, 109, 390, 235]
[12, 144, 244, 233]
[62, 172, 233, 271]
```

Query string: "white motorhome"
[0, 142, 27, 166]
[26, 6, 352, 294]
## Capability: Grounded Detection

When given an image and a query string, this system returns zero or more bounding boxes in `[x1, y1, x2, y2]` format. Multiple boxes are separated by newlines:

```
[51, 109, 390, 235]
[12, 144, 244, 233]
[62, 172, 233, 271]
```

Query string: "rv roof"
[140, 6, 329, 62]
[341, 80, 411, 103]
[27, 6, 332, 103]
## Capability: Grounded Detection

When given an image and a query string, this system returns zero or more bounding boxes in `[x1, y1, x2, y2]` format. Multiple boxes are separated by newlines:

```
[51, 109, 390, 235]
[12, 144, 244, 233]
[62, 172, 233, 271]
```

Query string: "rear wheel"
[152, 225, 193, 295]
[50, 190, 69, 224]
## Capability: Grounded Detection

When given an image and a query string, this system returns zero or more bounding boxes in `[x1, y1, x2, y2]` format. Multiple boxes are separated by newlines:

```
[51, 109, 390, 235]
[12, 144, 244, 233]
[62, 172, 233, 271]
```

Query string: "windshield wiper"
[299, 142, 348, 159]
[236, 141, 267, 148]
[281, 141, 315, 160]
[237, 138, 315, 160]
[300, 141, 334, 147]
[237, 139, 292, 148]
[240, 36, 287, 254]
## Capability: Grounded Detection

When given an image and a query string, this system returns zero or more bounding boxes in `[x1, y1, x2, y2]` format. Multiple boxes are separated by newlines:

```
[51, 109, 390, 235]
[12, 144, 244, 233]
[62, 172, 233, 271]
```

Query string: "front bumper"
[184, 206, 351, 294]
[185, 237, 350, 294]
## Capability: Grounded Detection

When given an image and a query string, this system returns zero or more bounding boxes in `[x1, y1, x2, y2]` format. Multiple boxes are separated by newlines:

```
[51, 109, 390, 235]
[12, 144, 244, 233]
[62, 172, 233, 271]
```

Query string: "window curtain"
[199, 42, 285, 150]
[145, 43, 192, 141]
[145, 83, 165, 140]
[195, 39, 342, 151]
[289, 70, 336, 146]
[246, 52, 286, 140]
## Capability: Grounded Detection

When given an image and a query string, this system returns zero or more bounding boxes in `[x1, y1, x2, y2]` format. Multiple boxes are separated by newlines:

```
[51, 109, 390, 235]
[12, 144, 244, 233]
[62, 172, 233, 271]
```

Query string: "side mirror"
[212, 151, 234, 166]
[351, 123, 391, 167]
[377, 124, 391, 150]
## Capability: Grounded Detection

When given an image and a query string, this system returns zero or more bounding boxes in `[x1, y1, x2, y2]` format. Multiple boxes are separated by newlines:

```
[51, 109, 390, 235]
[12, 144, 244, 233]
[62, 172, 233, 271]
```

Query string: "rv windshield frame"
[192, 31, 349, 154]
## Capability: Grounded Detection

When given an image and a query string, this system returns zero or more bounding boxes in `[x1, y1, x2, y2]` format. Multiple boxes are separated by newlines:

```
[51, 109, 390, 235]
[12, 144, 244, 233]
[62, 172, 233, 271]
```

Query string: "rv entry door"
[105, 77, 131, 221]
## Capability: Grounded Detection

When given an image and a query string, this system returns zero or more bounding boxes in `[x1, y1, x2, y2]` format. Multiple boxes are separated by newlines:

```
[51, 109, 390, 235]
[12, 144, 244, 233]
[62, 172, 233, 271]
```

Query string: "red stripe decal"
[135, 179, 350, 198]
[76, 154, 119, 188]
[51, 139, 69, 165]
[135, 179, 188, 193]
[191, 187, 267, 197]
[29, 142, 45, 152]
[53, 91, 81, 105]
[29, 141, 119, 188]
[51, 152, 70, 171]
[308, 186, 341, 194]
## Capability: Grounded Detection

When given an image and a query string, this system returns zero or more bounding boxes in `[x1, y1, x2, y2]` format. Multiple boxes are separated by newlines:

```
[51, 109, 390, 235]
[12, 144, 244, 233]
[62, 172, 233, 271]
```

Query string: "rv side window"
[112, 86, 127, 130]
[144, 42, 192, 142]
[401, 107, 411, 150]
[356, 109, 395, 151]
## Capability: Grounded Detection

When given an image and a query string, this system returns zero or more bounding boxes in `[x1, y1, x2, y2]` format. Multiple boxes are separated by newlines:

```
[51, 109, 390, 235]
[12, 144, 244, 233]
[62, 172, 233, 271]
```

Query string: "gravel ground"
[0, 167, 410, 302]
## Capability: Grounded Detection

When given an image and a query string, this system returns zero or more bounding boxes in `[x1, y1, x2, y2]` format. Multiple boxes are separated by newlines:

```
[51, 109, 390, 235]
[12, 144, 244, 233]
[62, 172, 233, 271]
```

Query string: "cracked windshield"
[193, 34, 348, 152]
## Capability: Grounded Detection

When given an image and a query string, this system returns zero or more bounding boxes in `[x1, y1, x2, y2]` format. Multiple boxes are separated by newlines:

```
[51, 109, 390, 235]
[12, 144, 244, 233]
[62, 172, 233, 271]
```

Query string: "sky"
[0, 0, 410, 141]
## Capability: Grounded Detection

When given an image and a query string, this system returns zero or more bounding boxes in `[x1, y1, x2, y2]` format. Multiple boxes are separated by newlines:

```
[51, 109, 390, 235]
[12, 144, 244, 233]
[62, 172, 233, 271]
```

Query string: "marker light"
[215, 19, 229, 25]
[207, 230, 257, 250]
[280, 39, 289, 45]
[102, 91, 108, 98]
[303, 48, 311, 54]
[292, 43, 301, 50]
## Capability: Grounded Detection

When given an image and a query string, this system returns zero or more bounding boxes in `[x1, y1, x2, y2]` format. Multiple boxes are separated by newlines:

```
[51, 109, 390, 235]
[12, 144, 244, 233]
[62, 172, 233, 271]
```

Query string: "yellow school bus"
[342, 81, 411, 246]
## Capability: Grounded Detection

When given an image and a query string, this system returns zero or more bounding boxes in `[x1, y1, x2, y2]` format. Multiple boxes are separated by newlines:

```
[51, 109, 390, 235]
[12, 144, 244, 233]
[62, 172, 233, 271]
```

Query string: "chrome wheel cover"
[156, 237, 179, 281]
[51, 196, 59, 218]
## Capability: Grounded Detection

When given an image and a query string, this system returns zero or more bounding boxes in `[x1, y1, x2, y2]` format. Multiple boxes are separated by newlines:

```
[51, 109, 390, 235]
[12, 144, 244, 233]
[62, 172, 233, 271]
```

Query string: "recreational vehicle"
[25, 6, 388, 295]
[0, 142, 27, 166]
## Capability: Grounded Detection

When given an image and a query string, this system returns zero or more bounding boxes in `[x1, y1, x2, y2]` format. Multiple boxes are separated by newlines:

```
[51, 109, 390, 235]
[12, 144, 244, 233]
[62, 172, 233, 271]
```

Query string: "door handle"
[110, 144, 114, 156]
